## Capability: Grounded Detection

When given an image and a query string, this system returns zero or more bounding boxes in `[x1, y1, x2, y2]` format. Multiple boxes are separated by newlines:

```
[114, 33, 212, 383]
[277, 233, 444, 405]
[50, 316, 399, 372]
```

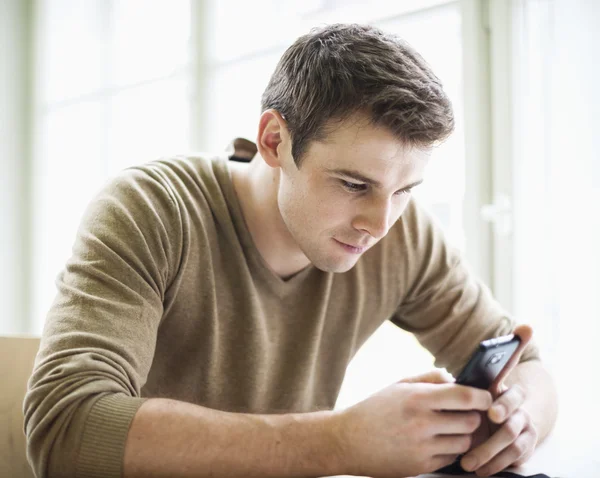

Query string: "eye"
[394, 188, 412, 196]
[341, 180, 367, 193]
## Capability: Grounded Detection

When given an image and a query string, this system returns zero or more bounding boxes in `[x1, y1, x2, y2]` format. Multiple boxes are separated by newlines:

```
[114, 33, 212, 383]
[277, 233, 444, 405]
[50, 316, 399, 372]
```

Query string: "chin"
[311, 254, 360, 274]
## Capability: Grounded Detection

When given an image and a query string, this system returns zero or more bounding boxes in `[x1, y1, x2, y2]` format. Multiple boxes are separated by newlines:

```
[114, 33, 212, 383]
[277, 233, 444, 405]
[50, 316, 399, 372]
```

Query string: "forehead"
[303, 116, 431, 181]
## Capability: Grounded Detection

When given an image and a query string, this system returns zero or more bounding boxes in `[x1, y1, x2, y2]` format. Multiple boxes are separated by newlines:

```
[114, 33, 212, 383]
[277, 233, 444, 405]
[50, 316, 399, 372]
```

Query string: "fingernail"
[492, 404, 506, 421]
[462, 456, 478, 471]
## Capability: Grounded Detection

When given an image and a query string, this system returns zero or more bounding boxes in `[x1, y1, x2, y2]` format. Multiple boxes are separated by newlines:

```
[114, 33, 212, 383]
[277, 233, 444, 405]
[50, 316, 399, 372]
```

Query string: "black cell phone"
[455, 334, 521, 389]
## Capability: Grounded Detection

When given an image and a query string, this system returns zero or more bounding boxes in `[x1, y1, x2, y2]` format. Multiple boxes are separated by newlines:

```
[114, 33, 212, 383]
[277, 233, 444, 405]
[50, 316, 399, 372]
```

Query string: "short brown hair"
[261, 23, 455, 166]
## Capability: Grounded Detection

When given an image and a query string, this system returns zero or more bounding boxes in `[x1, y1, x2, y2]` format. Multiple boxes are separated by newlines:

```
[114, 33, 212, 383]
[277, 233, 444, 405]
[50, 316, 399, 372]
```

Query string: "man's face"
[276, 116, 431, 273]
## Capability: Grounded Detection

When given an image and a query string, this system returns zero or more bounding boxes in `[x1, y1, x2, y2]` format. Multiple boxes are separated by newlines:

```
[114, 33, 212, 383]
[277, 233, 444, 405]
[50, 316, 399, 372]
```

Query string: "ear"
[256, 109, 290, 168]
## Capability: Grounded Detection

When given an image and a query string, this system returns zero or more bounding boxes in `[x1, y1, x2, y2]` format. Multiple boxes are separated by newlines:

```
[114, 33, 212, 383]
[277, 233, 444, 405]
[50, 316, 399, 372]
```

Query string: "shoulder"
[96, 153, 230, 215]
[123, 154, 227, 197]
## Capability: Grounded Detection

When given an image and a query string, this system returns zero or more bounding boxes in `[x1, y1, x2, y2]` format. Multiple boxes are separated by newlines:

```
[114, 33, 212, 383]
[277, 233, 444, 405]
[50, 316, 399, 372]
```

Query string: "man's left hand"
[460, 324, 538, 476]
[460, 383, 538, 476]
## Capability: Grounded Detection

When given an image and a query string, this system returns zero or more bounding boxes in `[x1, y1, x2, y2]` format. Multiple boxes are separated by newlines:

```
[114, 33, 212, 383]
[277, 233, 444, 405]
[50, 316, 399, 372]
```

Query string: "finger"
[460, 410, 528, 472]
[426, 383, 493, 411]
[490, 325, 533, 395]
[400, 369, 455, 384]
[513, 324, 533, 344]
[489, 384, 526, 424]
[431, 434, 473, 455]
[433, 410, 482, 435]
[472, 428, 536, 476]
[430, 454, 463, 473]
[512, 441, 536, 467]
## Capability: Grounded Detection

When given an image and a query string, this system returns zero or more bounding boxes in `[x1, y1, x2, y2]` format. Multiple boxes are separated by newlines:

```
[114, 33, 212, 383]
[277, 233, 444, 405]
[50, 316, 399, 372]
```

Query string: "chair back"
[0, 336, 40, 478]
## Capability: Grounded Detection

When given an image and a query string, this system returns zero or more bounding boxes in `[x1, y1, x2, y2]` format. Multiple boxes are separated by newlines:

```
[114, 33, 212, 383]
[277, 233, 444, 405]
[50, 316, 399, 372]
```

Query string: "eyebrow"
[327, 168, 423, 192]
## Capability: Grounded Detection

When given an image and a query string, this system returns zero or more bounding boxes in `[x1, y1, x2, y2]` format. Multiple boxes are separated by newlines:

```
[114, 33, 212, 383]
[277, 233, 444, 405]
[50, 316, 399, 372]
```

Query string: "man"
[24, 24, 557, 478]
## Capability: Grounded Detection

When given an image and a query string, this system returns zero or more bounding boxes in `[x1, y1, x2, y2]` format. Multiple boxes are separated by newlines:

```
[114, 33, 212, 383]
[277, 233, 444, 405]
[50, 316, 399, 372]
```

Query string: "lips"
[338, 238, 370, 248]
[334, 239, 369, 254]
[341, 241, 364, 249]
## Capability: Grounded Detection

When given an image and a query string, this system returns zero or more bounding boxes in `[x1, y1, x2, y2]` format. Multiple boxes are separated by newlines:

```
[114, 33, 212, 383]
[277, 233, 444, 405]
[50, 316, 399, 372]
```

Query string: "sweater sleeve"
[23, 166, 182, 478]
[391, 199, 540, 377]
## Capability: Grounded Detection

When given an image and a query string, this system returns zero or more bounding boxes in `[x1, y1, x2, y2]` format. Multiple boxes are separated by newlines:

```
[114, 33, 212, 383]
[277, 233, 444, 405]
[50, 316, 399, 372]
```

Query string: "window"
[31, 0, 193, 332]
[509, 0, 599, 404]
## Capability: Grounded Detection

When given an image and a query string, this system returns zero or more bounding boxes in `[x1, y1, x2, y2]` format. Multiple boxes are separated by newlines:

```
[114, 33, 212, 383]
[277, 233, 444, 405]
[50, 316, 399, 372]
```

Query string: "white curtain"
[511, 0, 599, 411]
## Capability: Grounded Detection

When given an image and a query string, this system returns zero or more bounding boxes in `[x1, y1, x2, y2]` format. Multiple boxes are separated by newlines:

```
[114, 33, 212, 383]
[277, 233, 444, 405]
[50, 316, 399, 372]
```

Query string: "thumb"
[399, 369, 455, 384]
[490, 324, 534, 396]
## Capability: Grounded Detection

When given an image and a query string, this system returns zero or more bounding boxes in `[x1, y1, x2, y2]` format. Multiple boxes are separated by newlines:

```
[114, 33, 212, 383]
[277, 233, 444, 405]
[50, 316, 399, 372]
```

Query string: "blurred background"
[1, 0, 598, 425]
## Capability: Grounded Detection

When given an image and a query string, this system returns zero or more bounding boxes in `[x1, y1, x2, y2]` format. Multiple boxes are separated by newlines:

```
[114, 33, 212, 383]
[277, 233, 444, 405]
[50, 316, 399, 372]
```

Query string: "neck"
[230, 156, 311, 279]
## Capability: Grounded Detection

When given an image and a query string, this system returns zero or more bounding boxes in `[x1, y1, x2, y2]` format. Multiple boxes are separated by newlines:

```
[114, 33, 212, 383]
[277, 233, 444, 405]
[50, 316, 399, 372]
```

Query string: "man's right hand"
[333, 370, 493, 478]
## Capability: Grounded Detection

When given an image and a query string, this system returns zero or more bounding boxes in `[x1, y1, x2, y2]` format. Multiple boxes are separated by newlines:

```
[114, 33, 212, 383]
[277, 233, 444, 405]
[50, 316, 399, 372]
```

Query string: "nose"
[352, 196, 396, 240]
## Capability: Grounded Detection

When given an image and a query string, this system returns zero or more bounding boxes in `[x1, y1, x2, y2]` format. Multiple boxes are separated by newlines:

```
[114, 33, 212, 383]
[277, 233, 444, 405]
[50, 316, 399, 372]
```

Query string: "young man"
[24, 24, 557, 478]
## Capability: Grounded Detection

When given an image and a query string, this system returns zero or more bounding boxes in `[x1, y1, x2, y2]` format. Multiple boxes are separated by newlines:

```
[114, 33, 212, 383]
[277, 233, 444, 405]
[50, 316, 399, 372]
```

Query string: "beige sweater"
[23, 153, 539, 478]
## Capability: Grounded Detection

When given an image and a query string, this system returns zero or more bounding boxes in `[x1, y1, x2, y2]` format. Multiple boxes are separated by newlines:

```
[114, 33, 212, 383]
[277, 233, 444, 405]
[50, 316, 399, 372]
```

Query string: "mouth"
[333, 239, 368, 255]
